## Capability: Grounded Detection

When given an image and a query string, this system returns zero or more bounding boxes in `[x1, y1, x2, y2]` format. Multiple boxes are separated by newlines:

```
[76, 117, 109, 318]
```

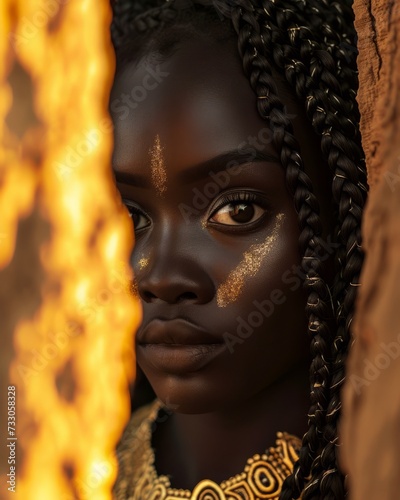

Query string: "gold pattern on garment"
[138, 257, 149, 270]
[150, 135, 167, 196]
[113, 399, 301, 500]
[217, 213, 285, 307]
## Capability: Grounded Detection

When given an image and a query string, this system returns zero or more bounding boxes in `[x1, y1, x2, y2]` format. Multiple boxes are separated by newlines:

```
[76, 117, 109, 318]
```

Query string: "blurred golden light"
[0, 1, 139, 499]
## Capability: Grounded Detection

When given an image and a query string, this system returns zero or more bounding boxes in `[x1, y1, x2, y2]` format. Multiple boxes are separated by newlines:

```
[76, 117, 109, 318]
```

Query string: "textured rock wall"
[340, 1, 400, 499]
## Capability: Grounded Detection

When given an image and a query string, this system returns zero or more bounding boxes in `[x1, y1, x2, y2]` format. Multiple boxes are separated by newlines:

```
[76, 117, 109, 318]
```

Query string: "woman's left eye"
[209, 194, 269, 226]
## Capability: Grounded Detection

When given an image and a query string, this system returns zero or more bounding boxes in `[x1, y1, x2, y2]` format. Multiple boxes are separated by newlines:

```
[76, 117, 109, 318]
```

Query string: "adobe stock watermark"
[117, 396, 177, 457]
[59, 461, 112, 500]
[178, 114, 296, 224]
[349, 333, 400, 395]
[52, 53, 169, 180]
[16, 262, 133, 383]
[110, 59, 170, 122]
[53, 119, 114, 180]
[222, 233, 340, 353]
[53, 57, 169, 180]
[8, 0, 70, 49]
[384, 155, 400, 193]
[75, 462, 112, 500]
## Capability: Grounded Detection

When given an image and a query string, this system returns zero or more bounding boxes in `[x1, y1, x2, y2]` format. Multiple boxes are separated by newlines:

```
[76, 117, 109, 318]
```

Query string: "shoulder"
[113, 399, 161, 500]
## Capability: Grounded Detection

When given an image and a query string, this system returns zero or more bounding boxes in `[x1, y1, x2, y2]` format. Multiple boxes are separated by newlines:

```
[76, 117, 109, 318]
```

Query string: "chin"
[146, 372, 232, 415]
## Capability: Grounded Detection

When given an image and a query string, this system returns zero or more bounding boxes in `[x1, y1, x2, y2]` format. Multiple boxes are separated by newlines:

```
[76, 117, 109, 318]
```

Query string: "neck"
[152, 361, 310, 490]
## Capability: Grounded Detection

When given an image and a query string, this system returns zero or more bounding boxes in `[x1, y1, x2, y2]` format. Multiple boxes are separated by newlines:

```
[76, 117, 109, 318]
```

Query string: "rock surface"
[340, 1, 400, 499]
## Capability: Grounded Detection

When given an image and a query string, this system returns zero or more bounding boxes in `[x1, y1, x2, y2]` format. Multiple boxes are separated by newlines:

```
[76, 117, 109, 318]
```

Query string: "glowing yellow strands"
[0, 2, 140, 500]
[150, 135, 167, 196]
[217, 214, 285, 308]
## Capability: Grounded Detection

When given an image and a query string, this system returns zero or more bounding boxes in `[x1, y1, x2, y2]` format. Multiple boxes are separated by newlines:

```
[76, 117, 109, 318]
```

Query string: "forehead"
[110, 39, 274, 173]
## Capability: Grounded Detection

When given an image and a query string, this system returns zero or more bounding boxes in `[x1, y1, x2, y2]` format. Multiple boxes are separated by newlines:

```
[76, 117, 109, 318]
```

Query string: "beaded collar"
[114, 400, 301, 500]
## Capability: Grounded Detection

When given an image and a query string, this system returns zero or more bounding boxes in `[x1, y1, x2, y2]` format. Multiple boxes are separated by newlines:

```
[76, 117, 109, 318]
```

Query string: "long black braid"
[111, 1, 367, 498]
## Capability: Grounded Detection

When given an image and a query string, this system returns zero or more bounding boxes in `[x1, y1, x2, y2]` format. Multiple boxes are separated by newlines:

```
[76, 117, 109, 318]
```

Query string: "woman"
[110, 0, 367, 498]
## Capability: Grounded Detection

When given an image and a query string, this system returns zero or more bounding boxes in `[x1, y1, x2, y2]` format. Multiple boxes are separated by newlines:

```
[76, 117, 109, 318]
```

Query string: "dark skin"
[111, 37, 333, 489]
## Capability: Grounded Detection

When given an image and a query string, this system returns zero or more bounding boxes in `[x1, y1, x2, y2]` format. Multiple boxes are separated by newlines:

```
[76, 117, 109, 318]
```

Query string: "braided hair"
[111, 1, 368, 498]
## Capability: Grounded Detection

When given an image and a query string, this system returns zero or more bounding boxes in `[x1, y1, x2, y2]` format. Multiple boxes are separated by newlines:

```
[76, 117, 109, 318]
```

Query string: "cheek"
[222, 276, 308, 382]
[215, 215, 285, 308]
[210, 226, 308, 395]
[215, 216, 302, 325]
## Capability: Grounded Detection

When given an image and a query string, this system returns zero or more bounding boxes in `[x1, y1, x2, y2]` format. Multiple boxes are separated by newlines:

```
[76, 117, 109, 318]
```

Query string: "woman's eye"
[124, 204, 151, 231]
[210, 201, 266, 226]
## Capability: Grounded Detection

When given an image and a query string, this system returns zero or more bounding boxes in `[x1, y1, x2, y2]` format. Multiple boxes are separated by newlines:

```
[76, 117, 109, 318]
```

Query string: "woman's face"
[111, 38, 314, 414]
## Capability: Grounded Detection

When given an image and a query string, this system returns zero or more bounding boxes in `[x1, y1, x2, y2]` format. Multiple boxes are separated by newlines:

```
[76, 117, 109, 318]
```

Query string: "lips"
[137, 318, 226, 374]
[138, 318, 222, 346]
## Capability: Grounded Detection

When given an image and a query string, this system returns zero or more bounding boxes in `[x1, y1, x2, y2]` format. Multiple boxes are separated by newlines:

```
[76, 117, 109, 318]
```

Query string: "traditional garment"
[113, 400, 301, 500]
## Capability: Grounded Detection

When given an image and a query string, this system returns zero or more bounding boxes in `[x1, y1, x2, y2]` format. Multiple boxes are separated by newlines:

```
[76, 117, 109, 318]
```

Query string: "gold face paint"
[217, 213, 285, 308]
[149, 135, 167, 196]
[130, 279, 139, 297]
[138, 257, 149, 270]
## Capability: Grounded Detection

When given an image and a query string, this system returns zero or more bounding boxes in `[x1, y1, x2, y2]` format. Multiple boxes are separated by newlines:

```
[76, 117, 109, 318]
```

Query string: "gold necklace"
[114, 400, 301, 500]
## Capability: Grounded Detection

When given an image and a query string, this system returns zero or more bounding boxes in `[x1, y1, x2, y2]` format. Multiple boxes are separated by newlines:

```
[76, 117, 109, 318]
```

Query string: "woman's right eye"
[123, 202, 151, 231]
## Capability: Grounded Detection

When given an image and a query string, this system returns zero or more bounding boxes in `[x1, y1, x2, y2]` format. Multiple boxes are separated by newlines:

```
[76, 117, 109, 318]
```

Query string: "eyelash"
[123, 190, 270, 232]
[208, 191, 271, 227]
[123, 201, 151, 231]
[209, 191, 266, 215]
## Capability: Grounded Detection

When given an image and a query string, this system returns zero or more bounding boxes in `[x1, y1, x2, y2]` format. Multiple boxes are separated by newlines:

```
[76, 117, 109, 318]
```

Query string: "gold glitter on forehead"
[217, 213, 285, 308]
[138, 257, 149, 270]
[149, 135, 167, 196]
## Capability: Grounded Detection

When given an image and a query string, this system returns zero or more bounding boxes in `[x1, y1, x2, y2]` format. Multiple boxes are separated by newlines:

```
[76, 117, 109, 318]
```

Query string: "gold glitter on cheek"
[138, 257, 149, 270]
[216, 213, 285, 308]
[130, 279, 139, 297]
[149, 135, 167, 196]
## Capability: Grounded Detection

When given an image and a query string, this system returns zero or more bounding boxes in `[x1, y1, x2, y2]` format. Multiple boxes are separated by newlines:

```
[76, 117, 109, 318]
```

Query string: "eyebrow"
[113, 169, 151, 188]
[178, 150, 280, 184]
[113, 150, 280, 188]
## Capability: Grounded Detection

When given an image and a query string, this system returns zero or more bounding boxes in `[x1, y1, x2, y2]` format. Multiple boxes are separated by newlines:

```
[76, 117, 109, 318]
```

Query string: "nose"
[136, 227, 215, 305]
